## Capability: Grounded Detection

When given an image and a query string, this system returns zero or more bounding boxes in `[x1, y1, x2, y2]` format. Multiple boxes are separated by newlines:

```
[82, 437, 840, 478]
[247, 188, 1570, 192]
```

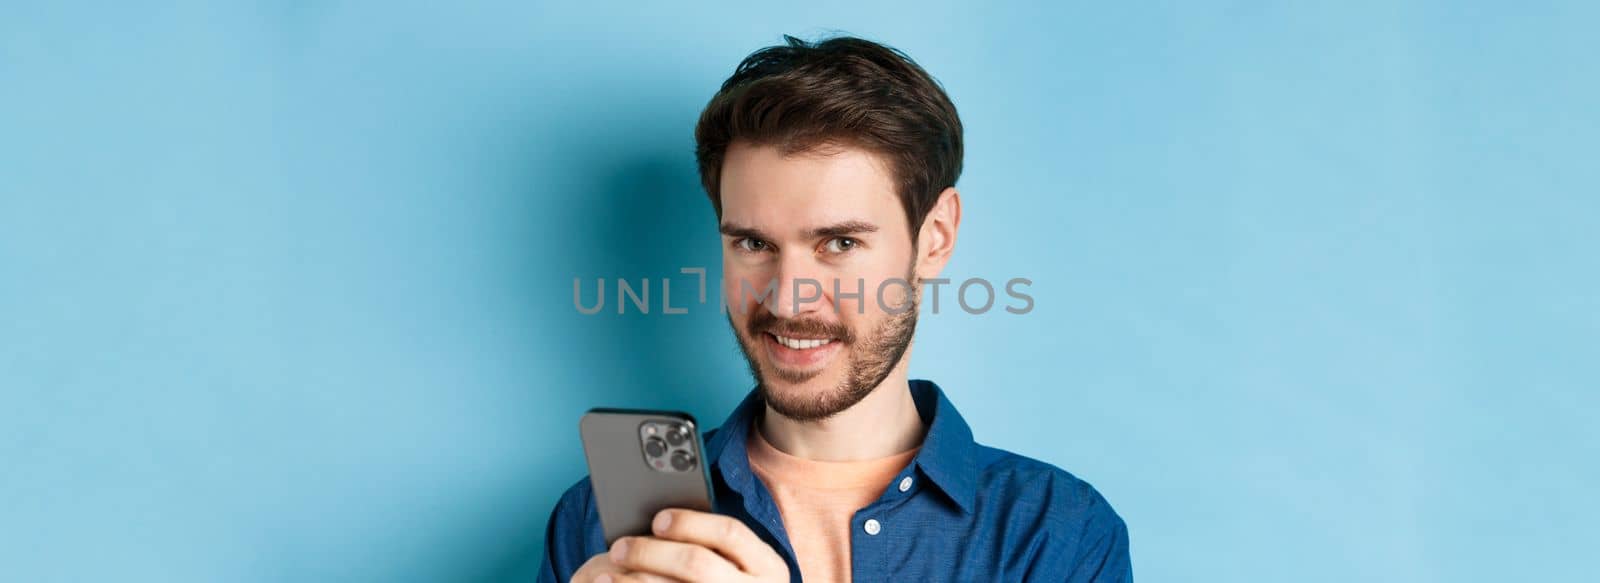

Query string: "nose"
[765, 254, 827, 317]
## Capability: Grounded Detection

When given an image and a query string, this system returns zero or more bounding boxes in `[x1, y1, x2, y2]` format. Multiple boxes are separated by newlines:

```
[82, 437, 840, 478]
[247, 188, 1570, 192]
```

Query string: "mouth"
[762, 331, 844, 371]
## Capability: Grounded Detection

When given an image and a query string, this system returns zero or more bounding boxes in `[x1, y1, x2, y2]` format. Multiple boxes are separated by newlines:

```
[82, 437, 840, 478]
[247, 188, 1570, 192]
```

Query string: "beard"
[729, 275, 919, 422]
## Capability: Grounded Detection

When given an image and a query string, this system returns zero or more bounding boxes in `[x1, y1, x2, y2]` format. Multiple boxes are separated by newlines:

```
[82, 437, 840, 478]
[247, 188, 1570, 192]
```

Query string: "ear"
[915, 187, 962, 281]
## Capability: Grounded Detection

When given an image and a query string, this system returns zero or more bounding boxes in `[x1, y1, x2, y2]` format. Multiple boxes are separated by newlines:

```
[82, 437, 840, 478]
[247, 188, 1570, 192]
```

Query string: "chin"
[756, 364, 872, 422]
[761, 363, 834, 394]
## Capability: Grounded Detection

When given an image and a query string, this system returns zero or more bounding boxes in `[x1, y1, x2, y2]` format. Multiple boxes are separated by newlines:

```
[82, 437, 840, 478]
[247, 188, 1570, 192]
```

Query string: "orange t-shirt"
[746, 427, 920, 583]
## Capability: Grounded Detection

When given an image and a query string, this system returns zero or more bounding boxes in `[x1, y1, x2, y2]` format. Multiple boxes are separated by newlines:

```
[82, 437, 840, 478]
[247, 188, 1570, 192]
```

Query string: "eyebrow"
[808, 220, 879, 238]
[719, 220, 880, 240]
[719, 223, 769, 240]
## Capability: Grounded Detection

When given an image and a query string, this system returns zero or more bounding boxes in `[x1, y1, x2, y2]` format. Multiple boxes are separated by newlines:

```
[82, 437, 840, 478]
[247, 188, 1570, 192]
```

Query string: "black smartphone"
[579, 408, 716, 543]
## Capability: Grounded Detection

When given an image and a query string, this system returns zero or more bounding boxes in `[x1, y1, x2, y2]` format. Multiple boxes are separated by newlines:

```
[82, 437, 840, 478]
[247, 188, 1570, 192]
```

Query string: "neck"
[758, 356, 924, 462]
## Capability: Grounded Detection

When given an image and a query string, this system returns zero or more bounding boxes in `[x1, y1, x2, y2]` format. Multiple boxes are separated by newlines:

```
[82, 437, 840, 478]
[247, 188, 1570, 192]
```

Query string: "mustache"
[747, 309, 855, 344]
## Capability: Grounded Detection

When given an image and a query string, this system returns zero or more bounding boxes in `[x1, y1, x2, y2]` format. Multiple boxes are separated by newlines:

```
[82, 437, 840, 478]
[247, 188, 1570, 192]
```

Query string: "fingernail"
[653, 510, 673, 534]
[595, 575, 612, 583]
[609, 538, 629, 562]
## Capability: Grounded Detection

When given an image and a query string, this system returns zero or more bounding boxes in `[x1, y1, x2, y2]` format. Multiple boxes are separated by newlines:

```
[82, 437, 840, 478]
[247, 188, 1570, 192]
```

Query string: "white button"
[863, 519, 881, 535]
[898, 476, 913, 492]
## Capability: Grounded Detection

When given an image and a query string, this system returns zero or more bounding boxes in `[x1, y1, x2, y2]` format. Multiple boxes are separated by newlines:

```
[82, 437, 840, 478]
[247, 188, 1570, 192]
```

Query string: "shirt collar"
[703, 379, 979, 514]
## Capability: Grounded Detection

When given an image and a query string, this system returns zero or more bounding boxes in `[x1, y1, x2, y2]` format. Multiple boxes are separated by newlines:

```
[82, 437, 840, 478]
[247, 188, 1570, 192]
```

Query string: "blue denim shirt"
[538, 380, 1132, 582]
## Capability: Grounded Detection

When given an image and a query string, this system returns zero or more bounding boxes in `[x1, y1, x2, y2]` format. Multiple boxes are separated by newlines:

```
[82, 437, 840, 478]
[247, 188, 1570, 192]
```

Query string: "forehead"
[718, 141, 904, 234]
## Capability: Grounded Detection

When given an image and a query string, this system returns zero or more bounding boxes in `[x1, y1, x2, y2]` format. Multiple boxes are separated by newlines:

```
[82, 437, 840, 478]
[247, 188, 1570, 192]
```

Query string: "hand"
[568, 552, 638, 583]
[604, 508, 788, 582]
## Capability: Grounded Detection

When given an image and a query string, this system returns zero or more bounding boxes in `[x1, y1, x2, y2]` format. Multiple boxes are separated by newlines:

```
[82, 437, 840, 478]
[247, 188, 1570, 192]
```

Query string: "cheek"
[828, 278, 870, 316]
[861, 279, 915, 316]
[721, 259, 767, 311]
[839, 257, 915, 315]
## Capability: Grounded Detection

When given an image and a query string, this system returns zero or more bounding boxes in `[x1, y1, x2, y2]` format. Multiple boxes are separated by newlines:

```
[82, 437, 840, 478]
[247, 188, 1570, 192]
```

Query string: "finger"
[603, 572, 682, 583]
[651, 509, 783, 573]
[573, 554, 627, 583]
[610, 535, 743, 582]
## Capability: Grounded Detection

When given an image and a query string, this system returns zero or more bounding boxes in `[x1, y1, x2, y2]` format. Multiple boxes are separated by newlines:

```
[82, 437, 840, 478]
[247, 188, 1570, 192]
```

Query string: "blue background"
[3, 2, 1596, 581]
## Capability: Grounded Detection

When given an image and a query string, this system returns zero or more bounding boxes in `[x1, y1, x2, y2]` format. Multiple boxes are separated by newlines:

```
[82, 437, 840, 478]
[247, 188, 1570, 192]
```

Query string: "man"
[540, 35, 1131, 582]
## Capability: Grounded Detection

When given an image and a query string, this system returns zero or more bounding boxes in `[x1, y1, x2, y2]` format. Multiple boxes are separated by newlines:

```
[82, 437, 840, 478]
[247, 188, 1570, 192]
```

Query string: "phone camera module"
[640, 421, 695, 473]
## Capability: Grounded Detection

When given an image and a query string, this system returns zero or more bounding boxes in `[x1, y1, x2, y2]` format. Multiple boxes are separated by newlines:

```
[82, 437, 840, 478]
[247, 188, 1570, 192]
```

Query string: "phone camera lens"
[665, 425, 688, 446]
[644, 437, 667, 457]
[670, 450, 695, 471]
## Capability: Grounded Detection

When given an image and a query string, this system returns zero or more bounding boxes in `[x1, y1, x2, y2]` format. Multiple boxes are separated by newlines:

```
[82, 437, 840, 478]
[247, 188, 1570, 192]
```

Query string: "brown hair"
[694, 35, 964, 240]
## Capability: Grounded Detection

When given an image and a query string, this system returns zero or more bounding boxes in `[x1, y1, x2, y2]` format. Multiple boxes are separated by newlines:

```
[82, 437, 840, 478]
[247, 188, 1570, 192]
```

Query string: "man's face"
[719, 142, 920, 421]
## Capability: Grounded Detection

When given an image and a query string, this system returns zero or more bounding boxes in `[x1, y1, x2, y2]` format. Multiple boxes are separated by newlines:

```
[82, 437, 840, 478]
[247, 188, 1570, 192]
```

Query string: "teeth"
[774, 335, 834, 350]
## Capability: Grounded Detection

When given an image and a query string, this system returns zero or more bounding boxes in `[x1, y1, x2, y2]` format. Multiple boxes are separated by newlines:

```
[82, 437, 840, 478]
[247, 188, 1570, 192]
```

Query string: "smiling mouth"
[770, 333, 836, 350]
[762, 331, 843, 371]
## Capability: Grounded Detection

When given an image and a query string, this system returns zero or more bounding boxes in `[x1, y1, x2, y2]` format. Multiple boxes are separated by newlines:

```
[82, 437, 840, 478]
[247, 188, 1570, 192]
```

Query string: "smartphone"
[579, 408, 716, 543]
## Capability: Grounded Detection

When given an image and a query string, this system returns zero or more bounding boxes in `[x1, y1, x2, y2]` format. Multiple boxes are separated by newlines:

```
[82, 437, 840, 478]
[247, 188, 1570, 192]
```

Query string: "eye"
[734, 238, 771, 253]
[822, 237, 859, 254]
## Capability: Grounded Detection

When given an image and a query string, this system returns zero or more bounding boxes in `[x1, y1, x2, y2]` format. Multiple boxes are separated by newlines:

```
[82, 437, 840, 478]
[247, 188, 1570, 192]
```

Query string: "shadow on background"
[468, 88, 746, 582]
